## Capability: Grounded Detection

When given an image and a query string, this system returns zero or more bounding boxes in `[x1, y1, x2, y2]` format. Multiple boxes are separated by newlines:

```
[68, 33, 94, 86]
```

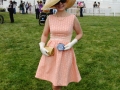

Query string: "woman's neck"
[56, 10, 67, 17]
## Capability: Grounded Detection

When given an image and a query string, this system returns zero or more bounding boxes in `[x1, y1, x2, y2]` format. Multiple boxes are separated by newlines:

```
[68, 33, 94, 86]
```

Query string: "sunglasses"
[55, 0, 66, 5]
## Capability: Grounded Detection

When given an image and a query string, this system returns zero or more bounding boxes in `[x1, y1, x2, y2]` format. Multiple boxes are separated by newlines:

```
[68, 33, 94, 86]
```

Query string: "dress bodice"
[48, 14, 75, 42]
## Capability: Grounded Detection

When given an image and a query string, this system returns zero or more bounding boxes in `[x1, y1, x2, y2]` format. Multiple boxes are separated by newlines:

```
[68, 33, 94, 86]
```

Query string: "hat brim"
[42, 0, 76, 10]
[42, 0, 60, 10]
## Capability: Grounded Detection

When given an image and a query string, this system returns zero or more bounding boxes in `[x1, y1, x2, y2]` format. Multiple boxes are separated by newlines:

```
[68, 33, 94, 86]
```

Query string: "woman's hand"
[39, 42, 49, 56]
[64, 39, 78, 50]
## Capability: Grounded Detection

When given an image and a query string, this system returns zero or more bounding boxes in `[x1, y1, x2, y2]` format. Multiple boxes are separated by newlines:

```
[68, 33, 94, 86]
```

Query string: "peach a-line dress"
[35, 14, 81, 86]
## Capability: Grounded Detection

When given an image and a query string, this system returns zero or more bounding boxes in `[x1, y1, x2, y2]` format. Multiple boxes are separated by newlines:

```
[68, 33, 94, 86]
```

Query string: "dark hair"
[10, 1, 12, 4]
[40, 1, 42, 3]
[13, 1, 17, 4]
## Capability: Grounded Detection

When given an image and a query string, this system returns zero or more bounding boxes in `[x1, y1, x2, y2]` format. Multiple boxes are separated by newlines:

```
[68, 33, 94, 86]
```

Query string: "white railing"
[67, 8, 120, 16]
[1, 5, 120, 16]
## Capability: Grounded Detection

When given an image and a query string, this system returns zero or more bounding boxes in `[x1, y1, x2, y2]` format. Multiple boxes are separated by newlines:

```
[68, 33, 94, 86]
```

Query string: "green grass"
[0, 12, 120, 90]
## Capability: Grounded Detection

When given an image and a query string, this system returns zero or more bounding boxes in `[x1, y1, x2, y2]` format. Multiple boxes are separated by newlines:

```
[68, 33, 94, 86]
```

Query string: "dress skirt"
[35, 39, 81, 86]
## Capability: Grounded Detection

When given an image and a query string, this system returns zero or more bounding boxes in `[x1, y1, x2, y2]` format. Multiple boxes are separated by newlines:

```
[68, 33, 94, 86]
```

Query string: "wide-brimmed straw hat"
[42, 0, 76, 10]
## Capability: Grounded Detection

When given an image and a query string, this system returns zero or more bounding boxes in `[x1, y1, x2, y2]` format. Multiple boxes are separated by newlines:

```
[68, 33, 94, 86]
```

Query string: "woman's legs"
[52, 85, 61, 90]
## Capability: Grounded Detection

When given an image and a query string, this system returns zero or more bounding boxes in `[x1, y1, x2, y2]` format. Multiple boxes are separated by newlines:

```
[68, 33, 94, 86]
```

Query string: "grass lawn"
[0, 12, 120, 90]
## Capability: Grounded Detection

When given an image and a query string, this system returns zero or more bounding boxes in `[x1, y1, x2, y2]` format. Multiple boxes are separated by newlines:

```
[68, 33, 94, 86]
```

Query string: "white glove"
[64, 39, 78, 50]
[39, 42, 49, 56]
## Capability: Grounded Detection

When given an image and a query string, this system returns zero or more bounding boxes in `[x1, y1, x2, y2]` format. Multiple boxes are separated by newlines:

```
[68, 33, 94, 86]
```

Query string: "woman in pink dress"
[35, 0, 83, 90]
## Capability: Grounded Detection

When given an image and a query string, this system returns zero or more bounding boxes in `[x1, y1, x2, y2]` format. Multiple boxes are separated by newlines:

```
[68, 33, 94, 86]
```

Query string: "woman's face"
[54, 0, 67, 11]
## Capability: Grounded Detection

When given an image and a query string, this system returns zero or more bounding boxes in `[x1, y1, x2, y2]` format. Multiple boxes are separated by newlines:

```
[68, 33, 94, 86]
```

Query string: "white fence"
[1, 0, 120, 16]
[67, 8, 120, 16]
[1, 5, 120, 16]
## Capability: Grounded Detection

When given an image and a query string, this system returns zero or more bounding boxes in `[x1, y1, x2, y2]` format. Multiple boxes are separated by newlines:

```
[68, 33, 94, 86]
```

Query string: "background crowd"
[76, 1, 101, 17]
[19, 0, 32, 14]
[7, 0, 101, 23]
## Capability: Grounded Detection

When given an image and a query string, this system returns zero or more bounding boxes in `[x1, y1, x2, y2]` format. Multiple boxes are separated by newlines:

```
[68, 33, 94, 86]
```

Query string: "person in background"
[76, 1, 84, 17]
[13, 0, 17, 14]
[53, 9, 57, 14]
[20, 0, 23, 13]
[35, 0, 83, 90]
[93, 1, 97, 15]
[22, 1, 25, 14]
[28, 3, 32, 14]
[97, 2, 100, 8]
[25, 2, 29, 14]
[49, 8, 54, 14]
[35, 0, 40, 19]
[79, 2, 84, 17]
[39, 1, 43, 14]
[93, 1, 97, 8]
[43, 0, 46, 4]
[97, 2, 100, 13]
[76, 1, 80, 16]
[82, 1, 86, 13]
[8, 1, 14, 23]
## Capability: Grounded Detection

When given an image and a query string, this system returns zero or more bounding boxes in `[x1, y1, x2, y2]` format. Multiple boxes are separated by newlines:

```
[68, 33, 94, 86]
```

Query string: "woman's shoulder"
[67, 14, 76, 19]
[47, 14, 56, 20]
[70, 14, 76, 17]
[48, 14, 55, 18]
